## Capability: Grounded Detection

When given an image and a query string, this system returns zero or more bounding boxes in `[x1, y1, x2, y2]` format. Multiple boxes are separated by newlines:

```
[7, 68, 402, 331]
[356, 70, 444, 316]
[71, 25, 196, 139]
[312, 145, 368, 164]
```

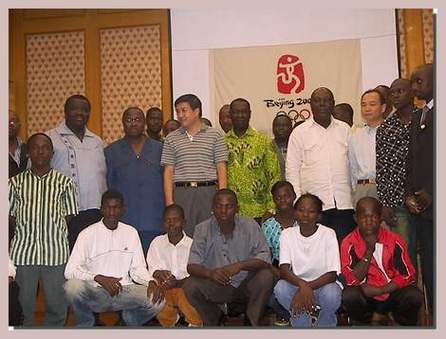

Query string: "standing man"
[9, 111, 28, 178]
[286, 87, 355, 242]
[272, 113, 293, 180]
[405, 64, 434, 312]
[161, 94, 228, 237]
[183, 189, 274, 326]
[105, 107, 164, 252]
[225, 98, 281, 223]
[146, 106, 164, 142]
[64, 190, 163, 327]
[376, 79, 416, 264]
[219, 104, 232, 133]
[333, 103, 354, 127]
[348, 89, 385, 207]
[46, 94, 107, 250]
[9, 133, 78, 326]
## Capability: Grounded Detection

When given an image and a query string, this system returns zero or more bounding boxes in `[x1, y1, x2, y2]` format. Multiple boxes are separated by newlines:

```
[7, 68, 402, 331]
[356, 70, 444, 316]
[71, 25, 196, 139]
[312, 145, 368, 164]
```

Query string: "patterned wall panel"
[100, 25, 162, 144]
[26, 31, 85, 135]
[422, 9, 434, 64]
[397, 9, 408, 79]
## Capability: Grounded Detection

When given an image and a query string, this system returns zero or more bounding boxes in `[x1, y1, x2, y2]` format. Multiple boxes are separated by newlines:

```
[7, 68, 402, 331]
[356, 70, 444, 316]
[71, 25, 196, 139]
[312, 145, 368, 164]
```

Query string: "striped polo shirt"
[9, 169, 78, 266]
[161, 125, 228, 182]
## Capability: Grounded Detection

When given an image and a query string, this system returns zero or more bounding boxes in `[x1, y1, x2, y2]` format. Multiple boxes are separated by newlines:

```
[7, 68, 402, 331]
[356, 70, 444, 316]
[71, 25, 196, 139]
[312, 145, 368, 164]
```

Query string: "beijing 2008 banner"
[210, 39, 362, 136]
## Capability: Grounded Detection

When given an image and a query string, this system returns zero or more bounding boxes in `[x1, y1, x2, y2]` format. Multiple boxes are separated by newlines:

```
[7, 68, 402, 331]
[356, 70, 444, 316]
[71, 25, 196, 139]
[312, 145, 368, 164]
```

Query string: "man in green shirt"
[225, 98, 281, 223]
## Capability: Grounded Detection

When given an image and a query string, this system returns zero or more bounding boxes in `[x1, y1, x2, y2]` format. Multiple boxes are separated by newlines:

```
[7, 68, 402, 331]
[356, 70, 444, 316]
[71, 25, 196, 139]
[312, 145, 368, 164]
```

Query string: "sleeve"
[279, 230, 292, 266]
[64, 232, 97, 281]
[104, 146, 115, 190]
[348, 133, 359, 190]
[325, 229, 341, 274]
[187, 224, 207, 265]
[62, 179, 79, 217]
[160, 136, 175, 166]
[340, 235, 361, 286]
[129, 230, 152, 286]
[249, 222, 272, 264]
[8, 179, 17, 217]
[265, 139, 281, 211]
[146, 238, 168, 280]
[285, 129, 303, 198]
[213, 130, 229, 164]
[390, 235, 416, 288]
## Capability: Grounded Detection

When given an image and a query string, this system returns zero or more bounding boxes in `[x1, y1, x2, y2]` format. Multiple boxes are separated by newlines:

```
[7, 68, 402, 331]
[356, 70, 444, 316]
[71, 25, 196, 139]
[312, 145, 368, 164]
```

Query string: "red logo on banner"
[277, 55, 305, 94]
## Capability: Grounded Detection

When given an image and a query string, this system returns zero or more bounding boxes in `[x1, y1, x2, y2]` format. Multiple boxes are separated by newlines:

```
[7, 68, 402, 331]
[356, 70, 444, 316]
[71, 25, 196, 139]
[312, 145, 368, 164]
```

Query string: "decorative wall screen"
[100, 25, 162, 144]
[422, 9, 434, 64]
[26, 31, 86, 135]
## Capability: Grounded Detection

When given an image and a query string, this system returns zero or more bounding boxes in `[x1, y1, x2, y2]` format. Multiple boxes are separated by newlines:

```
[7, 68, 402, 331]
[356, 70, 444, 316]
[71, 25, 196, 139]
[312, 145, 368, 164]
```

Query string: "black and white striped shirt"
[161, 125, 228, 182]
[9, 169, 78, 266]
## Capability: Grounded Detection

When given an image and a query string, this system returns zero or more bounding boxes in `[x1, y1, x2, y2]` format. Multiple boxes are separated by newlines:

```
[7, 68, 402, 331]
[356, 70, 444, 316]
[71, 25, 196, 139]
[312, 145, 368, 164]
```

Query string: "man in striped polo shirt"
[161, 94, 228, 237]
[9, 133, 78, 326]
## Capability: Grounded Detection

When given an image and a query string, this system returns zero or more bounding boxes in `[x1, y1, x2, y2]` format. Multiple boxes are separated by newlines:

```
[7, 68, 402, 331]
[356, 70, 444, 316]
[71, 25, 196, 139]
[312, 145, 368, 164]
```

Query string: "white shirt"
[64, 220, 151, 286]
[286, 117, 353, 210]
[146, 233, 192, 281]
[348, 125, 378, 189]
[279, 224, 340, 281]
[46, 122, 107, 211]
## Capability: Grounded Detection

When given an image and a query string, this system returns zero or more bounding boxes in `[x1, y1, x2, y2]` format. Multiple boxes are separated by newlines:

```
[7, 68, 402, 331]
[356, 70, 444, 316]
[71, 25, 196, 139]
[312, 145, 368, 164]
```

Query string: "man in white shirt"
[64, 190, 164, 327]
[46, 95, 107, 250]
[348, 89, 385, 207]
[146, 204, 202, 327]
[286, 87, 355, 241]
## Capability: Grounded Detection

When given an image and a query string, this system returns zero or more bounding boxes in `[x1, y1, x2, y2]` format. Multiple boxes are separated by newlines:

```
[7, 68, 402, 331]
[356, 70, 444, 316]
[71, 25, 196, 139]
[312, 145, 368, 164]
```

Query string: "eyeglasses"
[123, 117, 144, 124]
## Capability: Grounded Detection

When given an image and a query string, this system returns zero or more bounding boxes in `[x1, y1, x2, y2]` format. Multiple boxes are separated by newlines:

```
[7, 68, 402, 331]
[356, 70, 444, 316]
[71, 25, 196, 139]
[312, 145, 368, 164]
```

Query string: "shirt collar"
[210, 214, 241, 237]
[308, 116, 338, 129]
[166, 231, 189, 247]
[27, 168, 54, 179]
[56, 121, 95, 138]
[426, 99, 433, 110]
[226, 126, 256, 139]
[100, 219, 120, 232]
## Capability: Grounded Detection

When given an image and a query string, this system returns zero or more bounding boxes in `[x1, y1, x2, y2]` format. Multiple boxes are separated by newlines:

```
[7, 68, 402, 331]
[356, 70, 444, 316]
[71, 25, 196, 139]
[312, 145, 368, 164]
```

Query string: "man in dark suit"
[405, 63, 434, 313]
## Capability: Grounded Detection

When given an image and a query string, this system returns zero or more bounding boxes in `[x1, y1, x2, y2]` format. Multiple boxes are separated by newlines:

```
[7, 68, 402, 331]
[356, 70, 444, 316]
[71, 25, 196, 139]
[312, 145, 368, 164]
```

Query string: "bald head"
[218, 104, 232, 133]
[356, 197, 382, 216]
[310, 87, 335, 126]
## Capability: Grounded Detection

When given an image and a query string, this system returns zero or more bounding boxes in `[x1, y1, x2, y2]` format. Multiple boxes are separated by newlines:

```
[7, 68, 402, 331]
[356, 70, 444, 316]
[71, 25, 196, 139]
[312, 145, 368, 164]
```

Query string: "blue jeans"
[274, 280, 341, 327]
[64, 279, 164, 327]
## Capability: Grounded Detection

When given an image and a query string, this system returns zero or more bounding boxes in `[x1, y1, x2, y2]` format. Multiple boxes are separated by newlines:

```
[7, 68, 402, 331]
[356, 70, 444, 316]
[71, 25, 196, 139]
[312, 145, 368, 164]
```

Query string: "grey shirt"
[188, 215, 271, 287]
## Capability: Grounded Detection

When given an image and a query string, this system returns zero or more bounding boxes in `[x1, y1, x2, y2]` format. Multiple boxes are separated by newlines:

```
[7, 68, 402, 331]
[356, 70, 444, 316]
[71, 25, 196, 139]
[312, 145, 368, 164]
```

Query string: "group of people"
[8, 63, 433, 328]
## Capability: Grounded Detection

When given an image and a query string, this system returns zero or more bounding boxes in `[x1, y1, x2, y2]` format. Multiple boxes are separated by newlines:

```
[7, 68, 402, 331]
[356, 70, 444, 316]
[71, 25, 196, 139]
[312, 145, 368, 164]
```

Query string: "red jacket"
[340, 227, 416, 301]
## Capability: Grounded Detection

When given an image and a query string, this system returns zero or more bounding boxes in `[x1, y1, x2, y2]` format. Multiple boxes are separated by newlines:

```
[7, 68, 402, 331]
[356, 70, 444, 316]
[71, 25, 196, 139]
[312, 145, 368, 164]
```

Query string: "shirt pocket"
[303, 136, 323, 166]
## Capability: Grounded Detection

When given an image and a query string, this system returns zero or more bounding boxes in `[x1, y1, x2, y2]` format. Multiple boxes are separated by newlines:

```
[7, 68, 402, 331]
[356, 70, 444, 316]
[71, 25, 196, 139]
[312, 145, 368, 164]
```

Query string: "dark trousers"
[183, 268, 274, 326]
[342, 285, 423, 325]
[9, 280, 23, 326]
[321, 208, 356, 243]
[174, 185, 216, 237]
[411, 211, 434, 312]
[68, 209, 102, 251]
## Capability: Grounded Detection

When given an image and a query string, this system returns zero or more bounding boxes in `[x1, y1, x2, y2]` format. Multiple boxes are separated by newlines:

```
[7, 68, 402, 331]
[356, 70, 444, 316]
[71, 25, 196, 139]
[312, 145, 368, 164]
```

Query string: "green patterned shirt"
[225, 127, 281, 218]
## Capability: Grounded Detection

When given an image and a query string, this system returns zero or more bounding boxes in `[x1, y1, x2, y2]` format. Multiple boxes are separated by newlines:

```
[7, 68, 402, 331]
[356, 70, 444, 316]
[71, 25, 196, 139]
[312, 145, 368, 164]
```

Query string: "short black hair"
[229, 98, 251, 112]
[213, 188, 238, 206]
[27, 133, 54, 151]
[163, 204, 185, 219]
[122, 106, 144, 120]
[101, 189, 124, 207]
[356, 197, 382, 216]
[361, 89, 385, 105]
[273, 113, 292, 124]
[64, 94, 91, 114]
[294, 193, 323, 213]
[146, 107, 163, 116]
[271, 180, 295, 196]
[175, 94, 202, 117]
[201, 117, 212, 127]
[334, 103, 354, 118]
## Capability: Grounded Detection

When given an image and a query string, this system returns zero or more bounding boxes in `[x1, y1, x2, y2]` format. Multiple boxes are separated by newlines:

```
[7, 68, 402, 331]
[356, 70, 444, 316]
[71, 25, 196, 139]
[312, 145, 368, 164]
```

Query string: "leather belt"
[357, 179, 376, 184]
[175, 181, 217, 188]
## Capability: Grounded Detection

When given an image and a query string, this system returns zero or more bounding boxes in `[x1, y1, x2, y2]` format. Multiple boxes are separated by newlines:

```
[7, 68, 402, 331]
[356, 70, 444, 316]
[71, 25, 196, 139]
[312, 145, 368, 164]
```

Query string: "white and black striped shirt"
[161, 125, 228, 182]
[9, 169, 78, 266]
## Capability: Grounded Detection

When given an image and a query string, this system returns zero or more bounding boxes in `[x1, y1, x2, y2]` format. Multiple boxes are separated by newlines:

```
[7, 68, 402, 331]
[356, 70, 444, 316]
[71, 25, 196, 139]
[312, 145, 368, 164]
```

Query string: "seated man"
[340, 197, 423, 325]
[64, 190, 164, 327]
[183, 189, 274, 326]
[146, 204, 202, 327]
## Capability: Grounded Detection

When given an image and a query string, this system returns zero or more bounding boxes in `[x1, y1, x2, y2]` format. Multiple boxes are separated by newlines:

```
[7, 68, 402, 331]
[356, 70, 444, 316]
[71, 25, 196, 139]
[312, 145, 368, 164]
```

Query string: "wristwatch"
[362, 256, 370, 263]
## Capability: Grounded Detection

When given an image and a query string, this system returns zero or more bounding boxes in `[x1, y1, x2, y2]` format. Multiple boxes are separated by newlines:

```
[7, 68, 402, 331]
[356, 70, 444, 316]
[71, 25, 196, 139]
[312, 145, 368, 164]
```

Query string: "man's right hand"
[290, 282, 315, 315]
[209, 268, 231, 285]
[405, 194, 422, 214]
[147, 280, 165, 304]
[94, 275, 123, 297]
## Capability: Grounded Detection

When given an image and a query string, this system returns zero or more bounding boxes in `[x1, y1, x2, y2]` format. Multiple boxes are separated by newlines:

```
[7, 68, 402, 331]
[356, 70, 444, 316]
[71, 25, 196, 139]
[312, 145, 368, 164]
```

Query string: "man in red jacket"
[340, 197, 422, 325]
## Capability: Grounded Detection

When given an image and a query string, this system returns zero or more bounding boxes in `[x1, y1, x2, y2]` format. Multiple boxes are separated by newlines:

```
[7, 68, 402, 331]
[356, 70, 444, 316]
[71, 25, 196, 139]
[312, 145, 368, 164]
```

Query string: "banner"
[210, 39, 362, 136]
